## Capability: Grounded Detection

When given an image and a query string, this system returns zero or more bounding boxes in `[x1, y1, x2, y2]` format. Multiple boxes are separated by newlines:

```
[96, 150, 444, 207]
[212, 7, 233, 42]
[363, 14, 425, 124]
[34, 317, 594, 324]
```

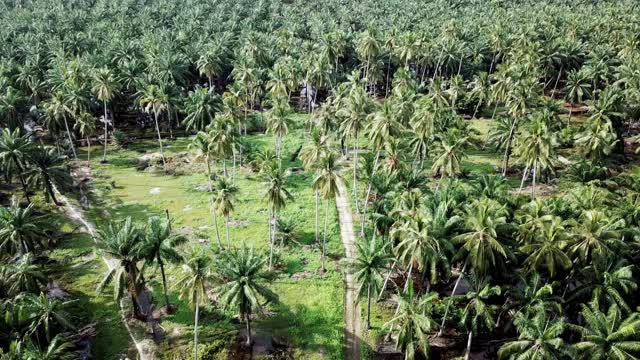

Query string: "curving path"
[335, 178, 362, 360]
[57, 189, 159, 360]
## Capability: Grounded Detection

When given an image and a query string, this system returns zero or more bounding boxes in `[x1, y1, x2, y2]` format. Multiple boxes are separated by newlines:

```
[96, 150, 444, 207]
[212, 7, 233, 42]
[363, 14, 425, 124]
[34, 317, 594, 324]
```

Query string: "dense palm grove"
[2, 0, 640, 358]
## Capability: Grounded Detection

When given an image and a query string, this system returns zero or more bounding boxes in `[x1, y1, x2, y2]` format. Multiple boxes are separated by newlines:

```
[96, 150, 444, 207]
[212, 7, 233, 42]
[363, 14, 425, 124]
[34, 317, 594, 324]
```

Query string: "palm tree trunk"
[322, 198, 330, 271]
[360, 150, 380, 237]
[385, 54, 391, 97]
[63, 115, 77, 158]
[472, 100, 482, 119]
[225, 214, 231, 249]
[193, 296, 199, 360]
[551, 66, 563, 97]
[102, 102, 108, 163]
[501, 118, 518, 176]
[153, 112, 166, 170]
[14, 161, 31, 204]
[519, 164, 530, 193]
[438, 262, 467, 336]
[531, 161, 537, 200]
[464, 331, 473, 360]
[159, 260, 171, 309]
[209, 76, 214, 92]
[245, 311, 252, 346]
[214, 212, 223, 250]
[377, 261, 396, 301]
[366, 283, 372, 329]
[86, 136, 91, 165]
[268, 209, 274, 271]
[45, 176, 61, 206]
[315, 190, 320, 243]
[352, 132, 360, 214]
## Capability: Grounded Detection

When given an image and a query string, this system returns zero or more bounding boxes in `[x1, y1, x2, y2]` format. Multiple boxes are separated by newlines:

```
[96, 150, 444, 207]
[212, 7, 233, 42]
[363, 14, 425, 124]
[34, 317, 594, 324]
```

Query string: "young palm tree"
[92, 67, 119, 163]
[0, 199, 51, 257]
[313, 152, 343, 271]
[212, 178, 237, 250]
[18, 292, 75, 345]
[498, 311, 571, 360]
[24, 146, 72, 206]
[215, 245, 277, 346]
[570, 210, 624, 263]
[0, 253, 48, 296]
[460, 274, 501, 360]
[182, 87, 222, 132]
[572, 256, 637, 313]
[569, 303, 640, 360]
[0, 128, 33, 203]
[300, 129, 329, 243]
[95, 217, 147, 319]
[138, 84, 169, 169]
[262, 164, 292, 269]
[384, 281, 438, 360]
[176, 250, 212, 360]
[350, 235, 394, 329]
[142, 216, 186, 310]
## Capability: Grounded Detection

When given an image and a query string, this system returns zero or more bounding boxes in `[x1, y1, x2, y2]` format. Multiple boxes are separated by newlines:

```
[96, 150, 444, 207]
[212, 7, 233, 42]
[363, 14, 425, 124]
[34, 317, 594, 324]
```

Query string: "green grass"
[74, 114, 347, 359]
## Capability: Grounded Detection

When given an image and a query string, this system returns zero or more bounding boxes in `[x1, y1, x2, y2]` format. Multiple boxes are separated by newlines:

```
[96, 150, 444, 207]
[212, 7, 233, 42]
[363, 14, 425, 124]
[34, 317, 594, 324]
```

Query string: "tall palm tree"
[384, 281, 437, 360]
[92, 67, 119, 163]
[215, 245, 277, 346]
[0, 199, 51, 257]
[313, 152, 343, 271]
[350, 235, 393, 329]
[138, 84, 168, 169]
[431, 129, 468, 178]
[263, 164, 292, 269]
[212, 178, 237, 250]
[513, 117, 557, 199]
[176, 250, 212, 360]
[498, 311, 571, 360]
[95, 217, 146, 319]
[0, 128, 33, 203]
[569, 303, 640, 360]
[300, 129, 329, 243]
[182, 87, 221, 132]
[25, 146, 72, 206]
[460, 274, 501, 360]
[197, 48, 223, 90]
[142, 216, 186, 310]
[570, 210, 624, 263]
[73, 112, 96, 165]
[42, 92, 76, 158]
[265, 97, 292, 160]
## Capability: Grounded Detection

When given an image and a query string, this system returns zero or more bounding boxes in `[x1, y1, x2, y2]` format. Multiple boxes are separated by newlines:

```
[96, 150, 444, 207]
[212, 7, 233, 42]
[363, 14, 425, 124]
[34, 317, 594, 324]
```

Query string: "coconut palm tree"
[42, 92, 76, 159]
[569, 303, 640, 360]
[513, 117, 557, 199]
[92, 67, 119, 163]
[265, 97, 292, 160]
[460, 274, 501, 360]
[572, 256, 637, 313]
[313, 152, 343, 271]
[73, 113, 96, 165]
[384, 281, 438, 360]
[24, 146, 72, 206]
[142, 216, 186, 310]
[182, 87, 222, 132]
[212, 178, 237, 250]
[498, 311, 571, 360]
[431, 129, 468, 178]
[0, 128, 33, 203]
[197, 48, 223, 90]
[138, 84, 168, 169]
[95, 217, 147, 319]
[300, 129, 329, 243]
[215, 245, 277, 346]
[520, 217, 572, 278]
[0, 199, 51, 257]
[350, 235, 393, 329]
[263, 164, 292, 269]
[176, 250, 212, 360]
[570, 210, 625, 264]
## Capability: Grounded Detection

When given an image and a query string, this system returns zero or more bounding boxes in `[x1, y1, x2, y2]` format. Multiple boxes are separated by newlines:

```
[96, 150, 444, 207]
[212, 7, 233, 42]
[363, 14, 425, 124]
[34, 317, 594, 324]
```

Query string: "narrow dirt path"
[57, 189, 159, 360]
[335, 178, 362, 360]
